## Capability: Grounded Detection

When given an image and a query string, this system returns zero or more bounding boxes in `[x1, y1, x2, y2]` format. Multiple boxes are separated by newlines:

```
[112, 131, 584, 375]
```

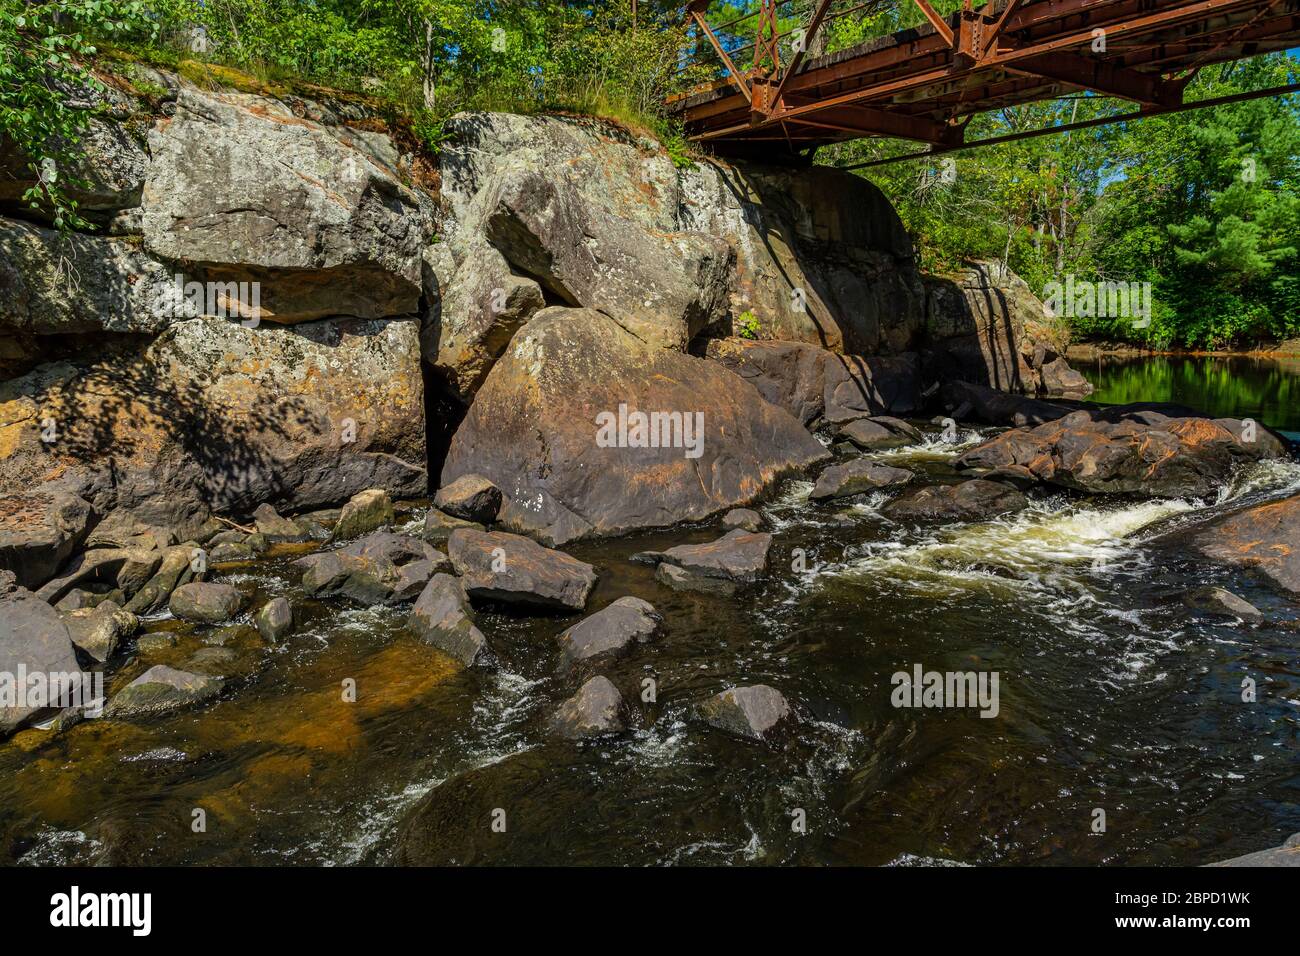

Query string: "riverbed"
[3, 408, 1297, 866]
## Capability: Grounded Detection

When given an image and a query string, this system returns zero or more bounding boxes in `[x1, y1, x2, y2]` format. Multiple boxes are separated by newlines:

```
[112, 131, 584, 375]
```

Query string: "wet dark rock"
[254, 597, 294, 641]
[331, 489, 394, 542]
[408, 573, 488, 666]
[253, 504, 309, 542]
[448, 528, 597, 612]
[836, 416, 922, 450]
[550, 676, 627, 739]
[696, 684, 794, 744]
[63, 601, 139, 663]
[1192, 493, 1300, 595]
[0, 574, 82, 736]
[104, 665, 223, 717]
[1180, 586, 1263, 622]
[942, 380, 1075, 427]
[296, 532, 447, 605]
[885, 479, 1028, 521]
[186, 646, 239, 675]
[421, 507, 484, 545]
[957, 405, 1287, 497]
[168, 582, 243, 624]
[721, 508, 763, 532]
[810, 461, 913, 502]
[135, 633, 177, 654]
[442, 308, 828, 546]
[655, 562, 738, 596]
[557, 597, 661, 666]
[634, 529, 773, 589]
[0, 491, 93, 589]
[434, 474, 502, 524]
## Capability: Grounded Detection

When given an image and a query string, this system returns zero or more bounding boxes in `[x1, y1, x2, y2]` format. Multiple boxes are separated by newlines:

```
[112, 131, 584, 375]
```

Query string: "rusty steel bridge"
[667, 0, 1300, 161]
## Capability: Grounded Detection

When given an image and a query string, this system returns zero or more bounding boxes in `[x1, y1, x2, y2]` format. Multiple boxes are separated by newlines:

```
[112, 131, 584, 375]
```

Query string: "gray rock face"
[721, 508, 763, 532]
[837, 416, 922, 450]
[0, 490, 93, 589]
[956, 406, 1286, 498]
[104, 664, 224, 717]
[62, 601, 138, 663]
[169, 582, 243, 624]
[434, 474, 502, 525]
[254, 597, 294, 641]
[1192, 494, 1300, 595]
[696, 684, 793, 744]
[885, 479, 1029, 521]
[0, 316, 427, 540]
[811, 461, 913, 502]
[142, 89, 427, 323]
[407, 573, 487, 665]
[635, 529, 773, 592]
[550, 676, 628, 739]
[448, 528, 597, 612]
[0, 217, 174, 335]
[484, 165, 732, 351]
[331, 489, 396, 542]
[557, 597, 661, 666]
[704, 337, 922, 427]
[0, 575, 84, 736]
[421, 508, 484, 545]
[443, 309, 828, 546]
[253, 504, 308, 542]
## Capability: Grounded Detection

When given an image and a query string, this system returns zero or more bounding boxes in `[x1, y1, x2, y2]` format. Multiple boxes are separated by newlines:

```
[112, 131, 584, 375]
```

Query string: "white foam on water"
[867, 428, 990, 464]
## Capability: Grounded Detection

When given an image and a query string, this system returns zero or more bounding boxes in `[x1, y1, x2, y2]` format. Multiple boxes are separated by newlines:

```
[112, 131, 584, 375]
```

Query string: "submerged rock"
[1192, 493, 1300, 595]
[810, 461, 913, 502]
[556, 597, 661, 666]
[442, 308, 828, 546]
[407, 573, 488, 666]
[696, 684, 794, 744]
[168, 582, 243, 624]
[0, 490, 93, 589]
[104, 665, 224, 717]
[254, 597, 294, 641]
[885, 479, 1028, 521]
[550, 676, 627, 740]
[331, 489, 395, 542]
[956, 406, 1285, 497]
[448, 528, 597, 612]
[1180, 586, 1263, 622]
[434, 474, 502, 525]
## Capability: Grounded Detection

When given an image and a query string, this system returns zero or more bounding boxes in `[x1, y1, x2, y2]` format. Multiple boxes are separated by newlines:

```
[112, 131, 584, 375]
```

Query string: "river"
[2, 357, 1297, 866]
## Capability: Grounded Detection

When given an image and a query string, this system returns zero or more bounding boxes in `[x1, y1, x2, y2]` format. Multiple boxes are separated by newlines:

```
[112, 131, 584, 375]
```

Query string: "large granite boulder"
[704, 337, 922, 427]
[0, 490, 93, 589]
[0, 315, 426, 540]
[956, 406, 1287, 497]
[0, 573, 84, 736]
[1191, 493, 1300, 595]
[447, 528, 596, 612]
[142, 88, 427, 323]
[443, 308, 828, 545]
[556, 596, 661, 666]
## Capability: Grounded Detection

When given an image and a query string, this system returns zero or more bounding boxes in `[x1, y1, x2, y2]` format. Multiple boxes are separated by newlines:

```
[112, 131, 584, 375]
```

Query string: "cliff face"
[0, 64, 1083, 581]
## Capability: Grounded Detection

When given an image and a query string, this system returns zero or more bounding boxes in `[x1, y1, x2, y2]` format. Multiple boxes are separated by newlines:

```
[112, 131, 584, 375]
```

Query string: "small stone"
[168, 582, 243, 624]
[550, 676, 627, 739]
[331, 489, 394, 542]
[1182, 586, 1263, 622]
[696, 684, 794, 744]
[254, 597, 294, 641]
[434, 474, 503, 524]
[721, 508, 763, 532]
[104, 665, 224, 717]
[810, 461, 913, 501]
[63, 600, 139, 663]
[253, 503, 308, 542]
[557, 597, 661, 665]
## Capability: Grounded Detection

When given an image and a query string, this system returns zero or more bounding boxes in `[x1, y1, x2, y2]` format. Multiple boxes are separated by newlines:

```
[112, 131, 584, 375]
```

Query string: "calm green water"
[1081, 354, 1300, 436]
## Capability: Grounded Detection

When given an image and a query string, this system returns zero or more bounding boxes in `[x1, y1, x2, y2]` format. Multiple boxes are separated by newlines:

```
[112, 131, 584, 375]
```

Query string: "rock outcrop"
[1192, 493, 1300, 594]
[443, 308, 828, 545]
